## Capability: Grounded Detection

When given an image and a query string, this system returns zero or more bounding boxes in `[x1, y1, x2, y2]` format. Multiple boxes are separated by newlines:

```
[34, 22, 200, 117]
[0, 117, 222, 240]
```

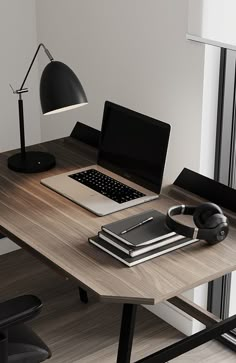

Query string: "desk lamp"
[8, 43, 87, 173]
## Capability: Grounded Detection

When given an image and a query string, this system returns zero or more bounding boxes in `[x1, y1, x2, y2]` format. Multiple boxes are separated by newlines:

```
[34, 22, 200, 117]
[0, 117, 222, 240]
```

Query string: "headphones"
[166, 202, 229, 245]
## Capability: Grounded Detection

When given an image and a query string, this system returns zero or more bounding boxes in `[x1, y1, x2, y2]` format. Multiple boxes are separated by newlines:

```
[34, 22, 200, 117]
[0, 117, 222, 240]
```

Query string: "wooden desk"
[1, 137, 236, 362]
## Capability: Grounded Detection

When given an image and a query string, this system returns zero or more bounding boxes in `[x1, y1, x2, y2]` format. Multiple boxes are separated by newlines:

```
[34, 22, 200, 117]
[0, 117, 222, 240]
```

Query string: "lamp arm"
[19, 43, 54, 91]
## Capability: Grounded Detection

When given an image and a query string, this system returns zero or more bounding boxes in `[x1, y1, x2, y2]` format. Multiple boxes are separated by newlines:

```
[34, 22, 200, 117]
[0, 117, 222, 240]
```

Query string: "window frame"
[208, 47, 236, 344]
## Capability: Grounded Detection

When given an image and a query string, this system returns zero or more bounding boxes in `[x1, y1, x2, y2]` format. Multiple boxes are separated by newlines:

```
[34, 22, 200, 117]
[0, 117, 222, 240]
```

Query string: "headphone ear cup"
[201, 214, 229, 245]
[193, 203, 223, 228]
[206, 225, 229, 245]
[203, 213, 225, 229]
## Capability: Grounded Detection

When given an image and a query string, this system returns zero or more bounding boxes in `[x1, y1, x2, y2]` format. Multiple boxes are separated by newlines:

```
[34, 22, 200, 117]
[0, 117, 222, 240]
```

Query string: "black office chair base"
[8, 151, 56, 173]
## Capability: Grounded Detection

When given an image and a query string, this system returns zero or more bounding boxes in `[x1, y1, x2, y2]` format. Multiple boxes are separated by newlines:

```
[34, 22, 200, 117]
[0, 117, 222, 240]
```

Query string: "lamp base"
[8, 151, 56, 173]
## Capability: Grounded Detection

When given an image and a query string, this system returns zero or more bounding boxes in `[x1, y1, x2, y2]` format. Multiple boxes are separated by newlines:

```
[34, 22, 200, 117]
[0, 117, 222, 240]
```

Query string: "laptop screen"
[98, 101, 170, 193]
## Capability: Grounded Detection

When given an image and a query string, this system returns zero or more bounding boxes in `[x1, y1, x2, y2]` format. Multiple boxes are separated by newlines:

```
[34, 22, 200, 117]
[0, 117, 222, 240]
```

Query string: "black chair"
[0, 295, 51, 363]
[70, 121, 100, 148]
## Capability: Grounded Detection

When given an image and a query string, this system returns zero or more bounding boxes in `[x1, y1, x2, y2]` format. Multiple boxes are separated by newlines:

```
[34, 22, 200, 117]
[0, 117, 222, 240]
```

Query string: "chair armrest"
[0, 295, 42, 330]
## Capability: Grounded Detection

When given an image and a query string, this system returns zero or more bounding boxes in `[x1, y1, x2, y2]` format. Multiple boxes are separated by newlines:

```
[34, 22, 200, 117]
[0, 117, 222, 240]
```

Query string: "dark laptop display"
[98, 101, 170, 193]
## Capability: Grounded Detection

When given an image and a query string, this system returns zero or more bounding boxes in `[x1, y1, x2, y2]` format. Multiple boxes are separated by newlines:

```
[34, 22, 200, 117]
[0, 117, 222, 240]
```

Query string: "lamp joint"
[9, 84, 28, 95]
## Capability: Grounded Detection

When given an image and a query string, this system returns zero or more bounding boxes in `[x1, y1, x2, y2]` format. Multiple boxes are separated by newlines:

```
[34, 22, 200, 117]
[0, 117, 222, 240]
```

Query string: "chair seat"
[8, 323, 51, 363]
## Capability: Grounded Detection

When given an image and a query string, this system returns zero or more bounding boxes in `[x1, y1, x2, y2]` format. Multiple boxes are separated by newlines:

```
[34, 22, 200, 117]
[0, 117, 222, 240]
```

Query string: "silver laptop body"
[41, 164, 158, 216]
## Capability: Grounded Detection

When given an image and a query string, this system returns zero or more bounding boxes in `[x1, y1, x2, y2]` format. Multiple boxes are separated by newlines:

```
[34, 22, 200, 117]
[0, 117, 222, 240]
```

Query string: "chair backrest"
[70, 121, 100, 148]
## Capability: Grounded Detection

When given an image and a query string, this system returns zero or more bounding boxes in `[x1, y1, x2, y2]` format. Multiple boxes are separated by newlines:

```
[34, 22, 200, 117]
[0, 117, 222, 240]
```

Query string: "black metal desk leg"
[117, 304, 137, 363]
[0, 331, 8, 363]
[135, 313, 236, 363]
[78, 287, 88, 304]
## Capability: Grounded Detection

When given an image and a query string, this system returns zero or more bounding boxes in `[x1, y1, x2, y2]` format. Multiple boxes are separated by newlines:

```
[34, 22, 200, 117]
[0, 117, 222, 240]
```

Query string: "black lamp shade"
[40, 61, 88, 115]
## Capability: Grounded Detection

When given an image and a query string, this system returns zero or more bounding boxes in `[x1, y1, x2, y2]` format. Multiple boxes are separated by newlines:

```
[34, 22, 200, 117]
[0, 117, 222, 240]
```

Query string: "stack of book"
[89, 209, 199, 267]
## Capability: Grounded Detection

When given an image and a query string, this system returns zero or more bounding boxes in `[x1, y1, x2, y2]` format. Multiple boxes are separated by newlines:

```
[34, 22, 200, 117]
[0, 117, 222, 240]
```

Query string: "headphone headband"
[166, 203, 229, 244]
[167, 205, 196, 217]
[166, 205, 198, 239]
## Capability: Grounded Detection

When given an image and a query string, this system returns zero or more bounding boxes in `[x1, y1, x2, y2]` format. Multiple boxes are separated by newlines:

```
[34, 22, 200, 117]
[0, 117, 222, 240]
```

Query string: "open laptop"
[41, 101, 170, 216]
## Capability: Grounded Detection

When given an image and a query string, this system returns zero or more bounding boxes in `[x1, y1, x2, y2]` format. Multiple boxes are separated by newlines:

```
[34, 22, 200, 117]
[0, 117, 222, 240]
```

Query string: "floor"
[0, 250, 235, 362]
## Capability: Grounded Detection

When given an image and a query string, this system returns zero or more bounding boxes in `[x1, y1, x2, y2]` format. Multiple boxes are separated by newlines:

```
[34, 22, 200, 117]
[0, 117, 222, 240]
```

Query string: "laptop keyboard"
[69, 169, 145, 204]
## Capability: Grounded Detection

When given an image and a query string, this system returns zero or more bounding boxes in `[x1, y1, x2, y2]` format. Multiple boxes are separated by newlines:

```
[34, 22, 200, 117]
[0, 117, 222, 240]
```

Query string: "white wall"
[36, 0, 206, 186]
[0, 0, 41, 152]
[0, 0, 41, 255]
[188, 0, 236, 50]
[200, 46, 220, 178]
[202, 0, 236, 46]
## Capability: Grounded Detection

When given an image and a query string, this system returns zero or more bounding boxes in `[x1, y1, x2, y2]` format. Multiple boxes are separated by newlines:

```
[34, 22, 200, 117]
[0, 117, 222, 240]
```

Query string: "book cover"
[98, 230, 184, 257]
[102, 209, 175, 246]
[89, 236, 199, 267]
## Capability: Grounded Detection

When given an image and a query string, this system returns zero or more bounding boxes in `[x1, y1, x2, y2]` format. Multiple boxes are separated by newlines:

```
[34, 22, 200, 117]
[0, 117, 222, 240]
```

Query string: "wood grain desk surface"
[1, 138, 236, 306]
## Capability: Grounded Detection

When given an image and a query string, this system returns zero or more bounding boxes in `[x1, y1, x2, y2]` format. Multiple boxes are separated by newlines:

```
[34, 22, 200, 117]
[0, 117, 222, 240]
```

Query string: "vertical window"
[209, 48, 236, 345]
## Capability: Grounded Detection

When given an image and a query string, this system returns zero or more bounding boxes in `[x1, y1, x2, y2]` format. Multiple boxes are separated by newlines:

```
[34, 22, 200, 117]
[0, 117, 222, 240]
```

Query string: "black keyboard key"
[68, 169, 145, 204]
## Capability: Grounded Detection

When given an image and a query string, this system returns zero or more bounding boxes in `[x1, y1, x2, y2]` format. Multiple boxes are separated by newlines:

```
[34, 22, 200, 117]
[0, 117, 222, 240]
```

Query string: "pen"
[120, 216, 153, 235]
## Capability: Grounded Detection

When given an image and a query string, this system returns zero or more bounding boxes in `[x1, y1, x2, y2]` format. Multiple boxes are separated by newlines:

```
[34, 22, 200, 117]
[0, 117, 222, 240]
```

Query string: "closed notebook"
[98, 231, 184, 257]
[102, 209, 175, 246]
[89, 236, 199, 267]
